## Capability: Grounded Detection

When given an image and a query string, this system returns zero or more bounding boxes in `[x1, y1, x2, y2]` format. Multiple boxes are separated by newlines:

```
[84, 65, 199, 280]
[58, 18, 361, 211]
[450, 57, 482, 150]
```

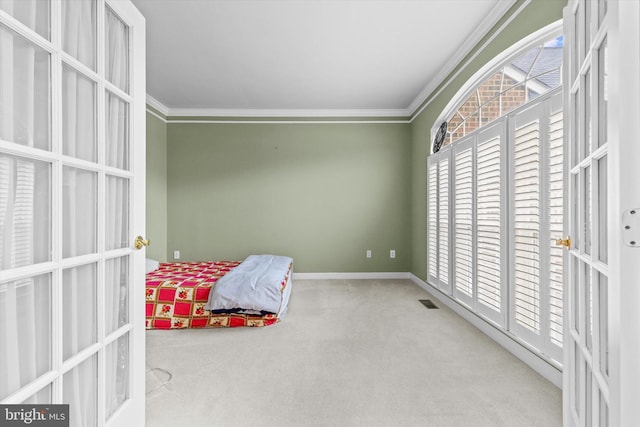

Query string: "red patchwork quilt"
[145, 261, 279, 329]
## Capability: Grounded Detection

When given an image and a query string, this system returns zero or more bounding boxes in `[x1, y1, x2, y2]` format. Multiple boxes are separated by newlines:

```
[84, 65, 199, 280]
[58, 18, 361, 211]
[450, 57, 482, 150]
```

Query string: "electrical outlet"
[173, 250, 180, 259]
[390, 249, 396, 259]
[366, 250, 372, 258]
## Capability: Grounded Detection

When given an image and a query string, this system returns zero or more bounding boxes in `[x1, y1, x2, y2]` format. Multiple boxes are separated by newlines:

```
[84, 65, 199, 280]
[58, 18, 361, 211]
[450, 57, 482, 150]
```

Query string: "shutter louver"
[454, 147, 473, 298]
[513, 120, 541, 334]
[427, 161, 438, 280]
[548, 110, 564, 346]
[476, 136, 502, 313]
[438, 159, 449, 288]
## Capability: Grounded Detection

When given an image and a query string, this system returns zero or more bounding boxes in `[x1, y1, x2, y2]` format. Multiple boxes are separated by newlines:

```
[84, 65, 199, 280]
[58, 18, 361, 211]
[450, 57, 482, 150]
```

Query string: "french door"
[564, 0, 640, 425]
[0, 1, 146, 426]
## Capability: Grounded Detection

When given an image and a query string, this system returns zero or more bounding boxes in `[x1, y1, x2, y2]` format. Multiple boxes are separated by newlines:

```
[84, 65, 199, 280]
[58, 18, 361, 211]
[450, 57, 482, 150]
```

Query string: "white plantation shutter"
[426, 149, 452, 293]
[426, 88, 563, 365]
[508, 92, 564, 359]
[476, 126, 504, 323]
[454, 141, 474, 305]
[547, 107, 564, 348]
[512, 117, 541, 336]
[438, 154, 451, 292]
[427, 157, 438, 283]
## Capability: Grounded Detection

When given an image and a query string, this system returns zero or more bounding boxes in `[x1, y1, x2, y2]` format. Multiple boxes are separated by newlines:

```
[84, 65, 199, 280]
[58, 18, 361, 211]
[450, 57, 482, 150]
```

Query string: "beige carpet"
[146, 279, 561, 427]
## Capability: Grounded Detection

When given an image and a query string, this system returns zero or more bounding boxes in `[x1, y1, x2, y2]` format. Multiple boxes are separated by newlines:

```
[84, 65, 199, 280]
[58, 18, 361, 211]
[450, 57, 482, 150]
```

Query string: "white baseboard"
[293, 272, 411, 280]
[408, 273, 562, 388]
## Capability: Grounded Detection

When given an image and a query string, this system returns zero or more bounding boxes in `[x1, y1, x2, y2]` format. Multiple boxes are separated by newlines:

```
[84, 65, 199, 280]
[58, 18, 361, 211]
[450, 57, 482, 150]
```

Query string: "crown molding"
[166, 119, 410, 124]
[146, 108, 168, 123]
[144, 98, 412, 121]
[407, 0, 522, 118]
[145, 94, 169, 116]
[165, 107, 412, 119]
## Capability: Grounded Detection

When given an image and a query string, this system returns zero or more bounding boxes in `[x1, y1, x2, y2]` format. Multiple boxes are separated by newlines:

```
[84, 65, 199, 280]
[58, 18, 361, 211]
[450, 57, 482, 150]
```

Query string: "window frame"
[431, 22, 564, 152]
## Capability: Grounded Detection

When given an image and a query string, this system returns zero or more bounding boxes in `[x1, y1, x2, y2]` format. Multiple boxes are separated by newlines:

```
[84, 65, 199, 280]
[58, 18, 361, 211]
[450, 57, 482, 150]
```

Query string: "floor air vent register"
[419, 299, 439, 309]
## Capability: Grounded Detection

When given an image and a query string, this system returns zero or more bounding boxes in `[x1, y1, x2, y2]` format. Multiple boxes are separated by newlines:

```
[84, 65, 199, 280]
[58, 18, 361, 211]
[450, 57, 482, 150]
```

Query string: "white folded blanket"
[204, 254, 293, 315]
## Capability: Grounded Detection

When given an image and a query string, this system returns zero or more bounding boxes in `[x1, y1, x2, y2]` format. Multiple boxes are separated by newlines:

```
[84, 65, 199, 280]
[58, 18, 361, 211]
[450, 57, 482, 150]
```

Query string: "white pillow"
[145, 258, 160, 274]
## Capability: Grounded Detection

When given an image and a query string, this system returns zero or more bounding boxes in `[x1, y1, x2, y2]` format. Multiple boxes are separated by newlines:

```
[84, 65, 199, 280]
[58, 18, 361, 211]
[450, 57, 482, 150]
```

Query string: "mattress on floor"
[145, 260, 292, 329]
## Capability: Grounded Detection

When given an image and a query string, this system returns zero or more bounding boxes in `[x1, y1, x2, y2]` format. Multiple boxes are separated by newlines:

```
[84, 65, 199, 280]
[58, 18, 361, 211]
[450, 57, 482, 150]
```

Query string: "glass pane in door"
[598, 40, 608, 148]
[62, 263, 97, 360]
[24, 384, 52, 404]
[105, 93, 130, 170]
[599, 390, 609, 426]
[586, 367, 593, 426]
[584, 1, 592, 60]
[106, 7, 129, 93]
[584, 70, 592, 156]
[0, 0, 50, 39]
[105, 256, 129, 334]
[61, 0, 96, 70]
[0, 274, 51, 400]
[0, 24, 50, 150]
[105, 333, 129, 420]
[572, 173, 580, 249]
[0, 154, 51, 269]
[62, 167, 97, 258]
[571, 92, 579, 168]
[598, 156, 608, 263]
[62, 64, 97, 162]
[574, 343, 581, 413]
[585, 263, 592, 352]
[63, 355, 97, 427]
[584, 166, 592, 255]
[573, 257, 580, 334]
[598, 272, 609, 378]
[574, 3, 583, 77]
[598, 0, 608, 27]
[105, 175, 129, 250]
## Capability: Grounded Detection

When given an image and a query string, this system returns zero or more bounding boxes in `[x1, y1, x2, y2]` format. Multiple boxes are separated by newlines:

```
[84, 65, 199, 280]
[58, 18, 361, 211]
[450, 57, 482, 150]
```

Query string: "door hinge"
[623, 208, 640, 247]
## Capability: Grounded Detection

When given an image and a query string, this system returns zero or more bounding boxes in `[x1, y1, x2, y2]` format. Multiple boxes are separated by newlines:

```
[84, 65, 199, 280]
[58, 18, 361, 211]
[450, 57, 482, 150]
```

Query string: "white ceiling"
[131, 0, 514, 116]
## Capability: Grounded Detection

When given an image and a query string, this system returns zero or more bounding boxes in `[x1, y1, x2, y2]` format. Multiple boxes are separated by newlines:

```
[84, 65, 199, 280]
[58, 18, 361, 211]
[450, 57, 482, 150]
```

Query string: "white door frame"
[607, 1, 640, 426]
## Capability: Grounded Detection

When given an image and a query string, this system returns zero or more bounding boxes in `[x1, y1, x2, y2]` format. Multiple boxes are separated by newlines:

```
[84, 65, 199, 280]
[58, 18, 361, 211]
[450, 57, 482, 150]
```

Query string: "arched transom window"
[442, 35, 563, 147]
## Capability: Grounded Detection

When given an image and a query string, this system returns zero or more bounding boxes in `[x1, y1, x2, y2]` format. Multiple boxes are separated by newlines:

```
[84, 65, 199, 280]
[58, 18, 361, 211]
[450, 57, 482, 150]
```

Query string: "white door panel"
[0, 1, 145, 426]
[564, 0, 640, 425]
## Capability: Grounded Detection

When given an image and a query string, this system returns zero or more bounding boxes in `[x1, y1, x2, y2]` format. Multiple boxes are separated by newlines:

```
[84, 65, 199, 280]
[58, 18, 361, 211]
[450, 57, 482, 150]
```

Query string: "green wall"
[409, 0, 566, 281]
[145, 0, 565, 275]
[145, 110, 168, 262]
[166, 122, 411, 273]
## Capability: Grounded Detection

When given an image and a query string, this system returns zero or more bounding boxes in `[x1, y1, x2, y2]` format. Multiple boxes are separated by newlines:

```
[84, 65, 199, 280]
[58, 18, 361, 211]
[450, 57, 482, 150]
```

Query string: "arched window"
[427, 24, 565, 367]
[435, 33, 563, 150]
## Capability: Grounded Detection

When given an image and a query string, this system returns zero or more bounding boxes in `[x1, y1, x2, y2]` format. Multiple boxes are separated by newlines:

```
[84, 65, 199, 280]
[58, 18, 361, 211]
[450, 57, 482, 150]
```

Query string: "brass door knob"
[555, 236, 571, 249]
[134, 236, 150, 250]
